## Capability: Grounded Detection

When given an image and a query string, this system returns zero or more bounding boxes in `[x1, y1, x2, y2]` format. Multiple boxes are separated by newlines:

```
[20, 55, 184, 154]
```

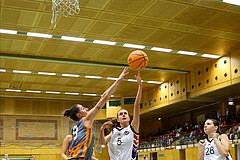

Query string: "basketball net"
[51, 0, 80, 27]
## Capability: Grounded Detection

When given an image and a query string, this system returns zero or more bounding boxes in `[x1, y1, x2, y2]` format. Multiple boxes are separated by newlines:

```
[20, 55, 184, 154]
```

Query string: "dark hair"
[207, 119, 220, 133]
[104, 118, 120, 135]
[64, 104, 80, 121]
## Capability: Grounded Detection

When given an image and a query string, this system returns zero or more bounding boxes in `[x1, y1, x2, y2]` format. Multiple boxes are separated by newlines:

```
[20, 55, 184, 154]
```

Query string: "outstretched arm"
[100, 121, 113, 145]
[85, 68, 129, 127]
[61, 135, 71, 160]
[131, 71, 142, 133]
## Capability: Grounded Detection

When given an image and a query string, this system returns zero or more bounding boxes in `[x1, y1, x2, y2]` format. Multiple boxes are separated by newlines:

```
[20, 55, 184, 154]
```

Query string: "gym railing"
[139, 123, 240, 150]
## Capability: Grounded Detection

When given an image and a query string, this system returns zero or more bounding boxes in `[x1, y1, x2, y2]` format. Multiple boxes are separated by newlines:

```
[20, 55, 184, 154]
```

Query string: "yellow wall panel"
[211, 55, 231, 86]
[189, 68, 196, 93]
[185, 147, 198, 160]
[169, 76, 182, 101]
[142, 90, 149, 109]
[161, 82, 169, 103]
[95, 109, 107, 119]
[169, 79, 175, 101]
[32, 100, 48, 114]
[231, 51, 240, 82]
[195, 62, 212, 91]
[106, 106, 121, 118]
[180, 74, 187, 97]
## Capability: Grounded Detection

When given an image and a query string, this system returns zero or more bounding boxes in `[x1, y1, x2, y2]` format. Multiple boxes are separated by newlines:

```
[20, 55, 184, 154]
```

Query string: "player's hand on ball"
[117, 67, 129, 82]
[135, 71, 142, 85]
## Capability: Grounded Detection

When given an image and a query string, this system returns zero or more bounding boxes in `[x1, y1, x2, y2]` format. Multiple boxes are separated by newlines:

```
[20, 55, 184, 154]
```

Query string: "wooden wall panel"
[16, 119, 57, 140]
[189, 68, 196, 93]
[0, 98, 5, 113]
[181, 74, 187, 97]
[142, 90, 149, 109]
[161, 82, 169, 103]
[0, 119, 3, 140]
[231, 51, 240, 83]
[32, 100, 48, 114]
[15, 99, 31, 114]
[185, 147, 198, 160]
[211, 55, 231, 86]
[49, 101, 64, 115]
[195, 62, 212, 91]
[169, 79, 175, 101]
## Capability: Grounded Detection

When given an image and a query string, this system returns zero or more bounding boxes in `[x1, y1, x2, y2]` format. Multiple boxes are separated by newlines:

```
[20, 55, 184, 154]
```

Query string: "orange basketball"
[128, 50, 148, 71]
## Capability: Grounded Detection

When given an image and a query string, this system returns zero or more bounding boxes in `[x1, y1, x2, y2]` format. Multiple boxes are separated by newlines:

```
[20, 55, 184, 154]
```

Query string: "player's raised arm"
[100, 121, 113, 145]
[131, 71, 142, 133]
[85, 67, 129, 127]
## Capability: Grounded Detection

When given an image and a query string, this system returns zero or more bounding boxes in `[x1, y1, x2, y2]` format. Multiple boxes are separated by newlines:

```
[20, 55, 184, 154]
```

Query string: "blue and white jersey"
[107, 125, 139, 160]
[68, 118, 95, 160]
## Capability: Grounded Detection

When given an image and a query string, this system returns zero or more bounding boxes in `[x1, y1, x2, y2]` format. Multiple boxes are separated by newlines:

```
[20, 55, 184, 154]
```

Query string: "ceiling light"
[93, 40, 116, 45]
[151, 47, 172, 52]
[123, 43, 145, 49]
[61, 36, 86, 42]
[107, 77, 118, 80]
[6, 89, 21, 92]
[65, 92, 79, 95]
[222, 0, 240, 6]
[0, 69, 6, 72]
[201, 54, 221, 59]
[27, 32, 52, 38]
[26, 90, 41, 93]
[177, 51, 197, 56]
[85, 75, 102, 79]
[128, 79, 137, 82]
[83, 93, 97, 96]
[46, 91, 60, 94]
[13, 70, 31, 74]
[38, 72, 56, 75]
[0, 29, 17, 34]
[147, 81, 163, 84]
[62, 74, 79, 77]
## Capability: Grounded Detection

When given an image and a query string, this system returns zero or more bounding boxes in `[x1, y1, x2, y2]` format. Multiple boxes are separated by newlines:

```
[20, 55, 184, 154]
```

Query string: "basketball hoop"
[51, 0, 80, 27]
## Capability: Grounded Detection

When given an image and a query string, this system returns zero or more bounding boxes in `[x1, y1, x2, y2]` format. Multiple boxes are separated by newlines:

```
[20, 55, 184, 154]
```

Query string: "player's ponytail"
[64, 109, 71, 117]
[64, 104, 80, 121]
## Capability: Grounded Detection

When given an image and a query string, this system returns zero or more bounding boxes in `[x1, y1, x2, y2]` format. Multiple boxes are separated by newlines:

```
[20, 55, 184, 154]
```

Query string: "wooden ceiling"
[1, 0, 240, 103]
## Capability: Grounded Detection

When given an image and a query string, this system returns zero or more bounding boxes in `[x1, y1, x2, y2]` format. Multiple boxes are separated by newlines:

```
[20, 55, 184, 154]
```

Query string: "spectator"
[32, 156, 36, 160]
[143, 155, 149, 160]
[3, 154, 8, 160]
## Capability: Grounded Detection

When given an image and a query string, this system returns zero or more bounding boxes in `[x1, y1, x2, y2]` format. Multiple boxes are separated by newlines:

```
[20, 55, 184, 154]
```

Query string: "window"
[149, 99, 152, 107]
[109, 100, 121, 107]
[94, 103, 106, 109]
[140, 103, 143, 109]
[124, 97, 136, 105]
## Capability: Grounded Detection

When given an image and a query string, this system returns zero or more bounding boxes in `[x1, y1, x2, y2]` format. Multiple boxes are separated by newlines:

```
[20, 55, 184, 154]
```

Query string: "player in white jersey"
[100, 71, 142, 160]
[198, 119, 233, 160]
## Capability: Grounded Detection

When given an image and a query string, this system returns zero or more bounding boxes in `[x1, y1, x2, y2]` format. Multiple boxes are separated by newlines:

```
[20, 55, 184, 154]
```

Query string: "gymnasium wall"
[139, 52, 240, 135]
[0, 97, 101, 159]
